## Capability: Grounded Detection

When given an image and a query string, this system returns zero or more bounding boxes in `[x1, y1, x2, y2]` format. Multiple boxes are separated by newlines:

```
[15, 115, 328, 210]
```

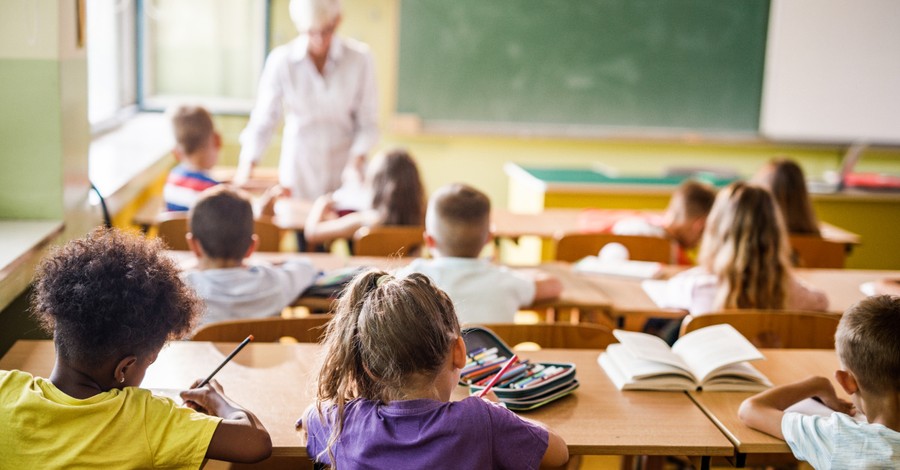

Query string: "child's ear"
[244, 234, 259, 259]
[452, 336, 467, 369]
[835, 369, 859, 396]
[424, 232, 437, 249]
[212, 131, 222, 150]
[186, 233, 205, 257]
[172, 146, 185, 162]
[114, 355, 138, 385]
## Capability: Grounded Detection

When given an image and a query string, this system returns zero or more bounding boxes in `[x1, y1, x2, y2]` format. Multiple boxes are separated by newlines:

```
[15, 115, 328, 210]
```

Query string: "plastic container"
[461, 326, 578, 411]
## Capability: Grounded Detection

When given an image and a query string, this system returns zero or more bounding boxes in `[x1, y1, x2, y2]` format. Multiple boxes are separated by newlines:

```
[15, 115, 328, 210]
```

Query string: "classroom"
[2, 0, 899, 469]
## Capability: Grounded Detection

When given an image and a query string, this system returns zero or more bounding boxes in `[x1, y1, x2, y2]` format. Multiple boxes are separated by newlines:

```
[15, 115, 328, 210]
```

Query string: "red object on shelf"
[844, 172, 900, 190]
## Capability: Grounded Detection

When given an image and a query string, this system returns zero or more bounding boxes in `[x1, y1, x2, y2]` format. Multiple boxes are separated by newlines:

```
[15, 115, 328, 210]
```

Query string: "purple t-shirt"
[306, 396, 549, 469]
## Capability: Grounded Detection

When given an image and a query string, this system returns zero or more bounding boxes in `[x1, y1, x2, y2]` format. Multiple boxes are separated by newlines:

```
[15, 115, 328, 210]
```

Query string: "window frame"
[135, 0, 272, 115]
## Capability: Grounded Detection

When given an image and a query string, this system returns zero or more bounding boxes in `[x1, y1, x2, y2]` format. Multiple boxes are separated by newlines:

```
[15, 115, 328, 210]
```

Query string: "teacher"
[236, 0, 378, 200]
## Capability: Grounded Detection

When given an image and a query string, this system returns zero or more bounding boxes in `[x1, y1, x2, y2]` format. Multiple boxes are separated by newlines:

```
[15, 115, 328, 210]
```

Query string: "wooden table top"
[0, 340, 734, 458]
[688, 349, 842, 455]
[578, 267, 899, 316]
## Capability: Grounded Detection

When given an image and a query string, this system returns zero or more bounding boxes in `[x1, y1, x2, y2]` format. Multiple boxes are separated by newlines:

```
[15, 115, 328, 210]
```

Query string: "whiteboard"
[760, 0, 900, 145]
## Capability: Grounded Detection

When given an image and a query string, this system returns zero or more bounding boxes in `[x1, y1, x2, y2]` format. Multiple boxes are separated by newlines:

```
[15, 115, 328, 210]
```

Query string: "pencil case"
[460, 326, 578, 411]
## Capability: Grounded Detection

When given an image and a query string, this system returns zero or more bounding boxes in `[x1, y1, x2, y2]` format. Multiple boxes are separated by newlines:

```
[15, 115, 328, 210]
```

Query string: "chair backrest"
[679, 309, 841, 349]
[474, 323, 617, 350]
[353, 225, 424, 257]
[554, 233, 672, 263]
[155, 212, 282, 252]
[155, 211, 190, 250]
[253, 217, 282, 252]
[192, 315, 334, 342]
[789, 235, 846, 268]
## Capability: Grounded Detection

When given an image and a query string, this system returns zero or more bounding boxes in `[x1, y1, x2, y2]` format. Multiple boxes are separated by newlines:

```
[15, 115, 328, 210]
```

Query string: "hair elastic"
[375, 274, 391, 287]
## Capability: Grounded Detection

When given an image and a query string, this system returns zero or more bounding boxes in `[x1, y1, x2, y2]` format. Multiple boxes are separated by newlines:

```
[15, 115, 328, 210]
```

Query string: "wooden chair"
[553, 233, 672, 263]
[192, 315, 334, 343]
[154, 211, 282, 252]
[155, 211, 191, 250]
[472, 323, 617, 350]
[679, 309, 841, 349]
[352, 225, 424, 257]
[789, 235, 846, 268]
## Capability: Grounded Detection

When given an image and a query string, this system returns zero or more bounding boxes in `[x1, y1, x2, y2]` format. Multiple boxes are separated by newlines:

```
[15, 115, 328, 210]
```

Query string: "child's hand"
[257, 184, 285, 217]
[180, 379, 230, 416]
[475, 389, 501, 403]
[816, 375, 855, 415]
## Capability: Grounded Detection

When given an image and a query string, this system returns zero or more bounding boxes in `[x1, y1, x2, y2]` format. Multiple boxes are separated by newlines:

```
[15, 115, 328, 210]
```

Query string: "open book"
[598, 324, 772, 392]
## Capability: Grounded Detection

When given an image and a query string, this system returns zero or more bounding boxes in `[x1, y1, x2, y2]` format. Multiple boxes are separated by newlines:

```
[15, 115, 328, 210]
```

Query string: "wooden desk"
[688, 349, 841, 466]
[578, 267, 900, 317]
[0, 341, 734, 463]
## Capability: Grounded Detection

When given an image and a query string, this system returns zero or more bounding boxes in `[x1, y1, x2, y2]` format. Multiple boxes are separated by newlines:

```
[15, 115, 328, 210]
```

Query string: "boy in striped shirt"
[163, 105, 221, 211]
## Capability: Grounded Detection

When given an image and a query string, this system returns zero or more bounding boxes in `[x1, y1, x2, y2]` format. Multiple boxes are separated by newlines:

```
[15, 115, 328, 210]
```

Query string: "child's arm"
[304, 195, 369, 244]
[519, 415, 569, 468]
[516, 269, 564, 302]
[738, 376, 853, 439]
[180, 379, 272, 463]
[477, 391, 568, 467]
[255, 184, 286, 218]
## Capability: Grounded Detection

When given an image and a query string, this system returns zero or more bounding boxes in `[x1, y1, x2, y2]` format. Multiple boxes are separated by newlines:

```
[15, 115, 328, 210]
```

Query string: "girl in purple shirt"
[303, 270, 568, 469]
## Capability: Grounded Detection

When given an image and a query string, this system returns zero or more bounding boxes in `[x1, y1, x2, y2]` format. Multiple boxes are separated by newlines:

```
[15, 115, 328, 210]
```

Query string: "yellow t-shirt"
[0, 369, 222, 469]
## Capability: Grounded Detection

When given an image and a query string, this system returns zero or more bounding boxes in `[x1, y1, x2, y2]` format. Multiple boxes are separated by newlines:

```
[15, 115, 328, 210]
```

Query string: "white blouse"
[239, 35, 379, 200]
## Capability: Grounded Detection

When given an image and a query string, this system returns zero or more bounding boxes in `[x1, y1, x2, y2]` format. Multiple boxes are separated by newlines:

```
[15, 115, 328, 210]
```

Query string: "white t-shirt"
[183, 259, 317, 327]
[397, 257, 536, 325]
[782, 411, 900, 469]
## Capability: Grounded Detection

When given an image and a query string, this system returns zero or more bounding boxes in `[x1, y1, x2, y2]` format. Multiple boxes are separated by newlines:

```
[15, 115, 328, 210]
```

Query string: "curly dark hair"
[31, 228, 202, 366]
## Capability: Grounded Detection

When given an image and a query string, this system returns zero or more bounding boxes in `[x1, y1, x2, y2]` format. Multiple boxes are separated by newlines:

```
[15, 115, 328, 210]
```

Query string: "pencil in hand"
[477, 354, 519, 398]
[195, 335, 254, 388]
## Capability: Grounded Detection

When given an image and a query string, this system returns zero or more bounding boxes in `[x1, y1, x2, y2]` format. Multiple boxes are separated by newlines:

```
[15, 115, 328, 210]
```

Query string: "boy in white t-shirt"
[398, 183, 562, 324]
[183, 186, 317, 328]
[739, 295, 900, 469]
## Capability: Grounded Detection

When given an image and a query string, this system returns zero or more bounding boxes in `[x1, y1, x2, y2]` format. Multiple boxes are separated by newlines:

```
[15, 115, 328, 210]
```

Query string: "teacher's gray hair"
[290, 0, 342, 32]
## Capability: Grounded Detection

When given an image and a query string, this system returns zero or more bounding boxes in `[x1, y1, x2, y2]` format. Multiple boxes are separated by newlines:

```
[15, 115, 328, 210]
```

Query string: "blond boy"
[164, 105, 222, 211]
[398, 183, 562, 324]
[183, 186, 316, 327]
[739, 295, 900, 468]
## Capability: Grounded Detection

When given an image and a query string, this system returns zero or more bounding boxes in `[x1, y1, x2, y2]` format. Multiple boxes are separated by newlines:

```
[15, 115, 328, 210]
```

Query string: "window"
[87, 0, 138, 130]
[139, 0, 269, 114]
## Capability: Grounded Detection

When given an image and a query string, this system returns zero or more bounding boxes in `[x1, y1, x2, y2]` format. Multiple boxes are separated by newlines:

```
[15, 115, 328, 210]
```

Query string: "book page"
[699, 362, 772, 392]
[613, 329, 691, 371]
[605, 344, 694, 380]
[671, 324, 764, 382]
[598, 350, 694, 391]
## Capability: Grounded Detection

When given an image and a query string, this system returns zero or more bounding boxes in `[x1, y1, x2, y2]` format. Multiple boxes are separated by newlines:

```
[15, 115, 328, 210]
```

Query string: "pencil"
[196, 335, 254, 388]
[477, 354, 518, 398]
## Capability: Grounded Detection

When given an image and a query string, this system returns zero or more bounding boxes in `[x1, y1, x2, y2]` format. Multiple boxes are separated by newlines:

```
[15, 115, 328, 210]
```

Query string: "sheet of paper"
[671, 324, 764, 382]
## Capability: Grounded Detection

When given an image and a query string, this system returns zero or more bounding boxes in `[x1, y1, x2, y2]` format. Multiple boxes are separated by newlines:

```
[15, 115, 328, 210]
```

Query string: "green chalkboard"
[397, 0, 769, 134]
